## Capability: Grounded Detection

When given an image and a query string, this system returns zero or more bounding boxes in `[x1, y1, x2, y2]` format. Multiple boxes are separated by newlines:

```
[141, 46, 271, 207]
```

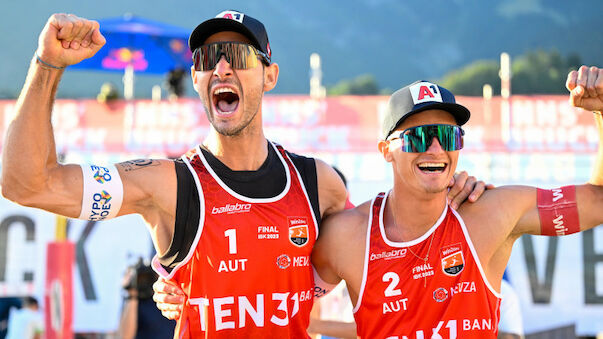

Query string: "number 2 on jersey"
[383, 272, 402, 297]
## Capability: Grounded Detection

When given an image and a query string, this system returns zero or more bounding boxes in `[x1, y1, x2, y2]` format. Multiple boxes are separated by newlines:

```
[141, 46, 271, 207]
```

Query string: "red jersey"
[353, 191, 501, 339]
[152, 143, 318, 338]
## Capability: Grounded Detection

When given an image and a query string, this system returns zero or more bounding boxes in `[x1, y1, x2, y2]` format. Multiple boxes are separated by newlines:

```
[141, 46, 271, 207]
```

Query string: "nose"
[213, 55, 233, 79]
[426, 136, 444, 153]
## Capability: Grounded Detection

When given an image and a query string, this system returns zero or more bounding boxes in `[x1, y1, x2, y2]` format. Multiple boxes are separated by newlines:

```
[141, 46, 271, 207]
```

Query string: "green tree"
[439, 50, 582, 95]
[327, 74, 380, 95]
[512, 50, 581, 94]
[440, 61, 500, 96]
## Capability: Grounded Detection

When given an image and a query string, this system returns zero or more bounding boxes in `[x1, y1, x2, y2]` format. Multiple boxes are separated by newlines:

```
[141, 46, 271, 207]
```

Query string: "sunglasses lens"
[400, 125, 464, 153]
[193, 43, 263, 71]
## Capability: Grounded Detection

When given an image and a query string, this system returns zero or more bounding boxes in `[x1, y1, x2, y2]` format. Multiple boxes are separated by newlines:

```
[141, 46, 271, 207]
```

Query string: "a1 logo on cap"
[409, 81, 443, 105]
[216, 10, 245, 23]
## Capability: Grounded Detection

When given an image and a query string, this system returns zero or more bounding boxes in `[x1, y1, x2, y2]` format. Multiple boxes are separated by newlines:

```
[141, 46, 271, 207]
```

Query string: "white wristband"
[313, 265, 338, 298]
[78, 164, 124, 221]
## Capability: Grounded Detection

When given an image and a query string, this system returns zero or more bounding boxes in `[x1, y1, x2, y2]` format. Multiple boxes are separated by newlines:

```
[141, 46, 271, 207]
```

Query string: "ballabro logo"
[211, 203, 252, 215]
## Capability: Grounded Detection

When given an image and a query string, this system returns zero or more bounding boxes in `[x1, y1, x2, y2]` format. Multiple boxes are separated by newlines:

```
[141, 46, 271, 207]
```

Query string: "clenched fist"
[566, 65, 603, 113]
[36, 13, 106, 68]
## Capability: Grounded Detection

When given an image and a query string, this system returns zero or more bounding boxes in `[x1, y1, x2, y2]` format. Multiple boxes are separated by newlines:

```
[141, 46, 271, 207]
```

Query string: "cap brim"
[188, 18, 261, 52]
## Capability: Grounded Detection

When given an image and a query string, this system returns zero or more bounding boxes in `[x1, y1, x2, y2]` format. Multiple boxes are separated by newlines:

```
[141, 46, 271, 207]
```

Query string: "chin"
[421, 180, 449, 194]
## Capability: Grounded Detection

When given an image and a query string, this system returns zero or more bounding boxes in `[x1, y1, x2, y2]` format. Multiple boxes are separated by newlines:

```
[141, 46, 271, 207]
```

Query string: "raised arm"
[456, 66, 603, 285]
[0, 14, 177, 253]
[514, 65, 603, 235]
[1, 14, 105, 216]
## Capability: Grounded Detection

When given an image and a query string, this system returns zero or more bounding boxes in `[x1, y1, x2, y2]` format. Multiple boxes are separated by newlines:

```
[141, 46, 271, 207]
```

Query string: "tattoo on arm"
[117, 159, 160, 172]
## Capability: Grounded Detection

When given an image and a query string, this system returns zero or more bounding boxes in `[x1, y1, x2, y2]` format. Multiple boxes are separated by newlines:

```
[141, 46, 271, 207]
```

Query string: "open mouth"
[212, 87, 240, 115]
[417, 162, 447, 174]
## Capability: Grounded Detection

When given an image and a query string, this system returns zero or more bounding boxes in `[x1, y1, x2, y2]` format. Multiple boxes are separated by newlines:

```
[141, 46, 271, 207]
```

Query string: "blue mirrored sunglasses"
[388, 124, 465, 153]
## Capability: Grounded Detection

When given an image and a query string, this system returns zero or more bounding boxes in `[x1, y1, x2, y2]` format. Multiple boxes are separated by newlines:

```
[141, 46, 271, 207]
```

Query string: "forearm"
[118, 298, 138, 339]
[1, 57, 63, 197]
[590, 113, 603, 185]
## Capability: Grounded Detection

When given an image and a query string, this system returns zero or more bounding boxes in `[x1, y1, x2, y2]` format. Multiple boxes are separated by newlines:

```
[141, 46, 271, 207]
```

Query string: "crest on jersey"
[288, 217, 309, 247]
[440, 243, 465, 276]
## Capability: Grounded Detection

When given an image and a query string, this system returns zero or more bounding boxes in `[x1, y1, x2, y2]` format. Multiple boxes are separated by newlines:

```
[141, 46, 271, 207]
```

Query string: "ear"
[191, 66, 199, 93]
[263, 62, 279, 92]
[378, 140, 393, 163]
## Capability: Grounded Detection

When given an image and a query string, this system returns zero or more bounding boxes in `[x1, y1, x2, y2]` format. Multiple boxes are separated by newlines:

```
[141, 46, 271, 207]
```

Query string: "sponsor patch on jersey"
[440, 243, 465, 276]
[370, 248, 407, 261]
[409, 81, 443, 105]
[288, 217, 309, 247]
[276, 254, 291, 269]
[211, 202, 252, 215]
[433, 287, 449, 302]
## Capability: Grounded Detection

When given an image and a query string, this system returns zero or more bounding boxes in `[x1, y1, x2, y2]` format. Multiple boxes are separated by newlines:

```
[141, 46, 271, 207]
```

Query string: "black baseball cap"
[381, 80, 471, 139]
[188, 10, 271, 63]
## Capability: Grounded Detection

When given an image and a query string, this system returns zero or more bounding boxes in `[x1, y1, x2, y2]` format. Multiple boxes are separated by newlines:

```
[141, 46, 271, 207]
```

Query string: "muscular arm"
[312, 203, 370, 305]
[460, 66, 603, 284]
[315, 159, 348, 218]
[1, 13, 104, 214]
[0, 14, 176, 254]
[513, 66, 603, 236]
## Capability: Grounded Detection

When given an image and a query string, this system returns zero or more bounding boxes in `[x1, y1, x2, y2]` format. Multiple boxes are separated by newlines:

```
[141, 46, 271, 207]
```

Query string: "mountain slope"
[1, 0, 600, 98]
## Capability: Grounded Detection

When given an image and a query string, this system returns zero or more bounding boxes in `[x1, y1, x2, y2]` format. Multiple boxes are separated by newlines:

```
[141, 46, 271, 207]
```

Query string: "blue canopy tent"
[70, 14, 192, 99]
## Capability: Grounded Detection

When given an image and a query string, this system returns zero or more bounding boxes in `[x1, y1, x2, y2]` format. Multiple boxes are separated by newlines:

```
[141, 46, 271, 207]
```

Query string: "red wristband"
[537, 186, 580, 236]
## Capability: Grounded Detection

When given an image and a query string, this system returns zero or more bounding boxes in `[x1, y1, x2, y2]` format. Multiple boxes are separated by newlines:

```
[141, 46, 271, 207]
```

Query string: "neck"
[386, 185, 447, 242]
[203, 127, 268, 171]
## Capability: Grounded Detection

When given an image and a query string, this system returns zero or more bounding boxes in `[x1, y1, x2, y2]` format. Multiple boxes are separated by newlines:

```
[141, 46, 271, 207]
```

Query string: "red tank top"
[152, 143, 318, 338]
[353, 191, 501, 339]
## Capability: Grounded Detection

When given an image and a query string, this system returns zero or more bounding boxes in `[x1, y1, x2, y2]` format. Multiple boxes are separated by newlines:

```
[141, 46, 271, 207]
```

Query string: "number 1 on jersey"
[225, 229, 237, 254]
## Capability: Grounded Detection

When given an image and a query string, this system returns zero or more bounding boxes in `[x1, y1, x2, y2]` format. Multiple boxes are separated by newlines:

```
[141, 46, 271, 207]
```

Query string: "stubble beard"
[203, 80, 264, 137]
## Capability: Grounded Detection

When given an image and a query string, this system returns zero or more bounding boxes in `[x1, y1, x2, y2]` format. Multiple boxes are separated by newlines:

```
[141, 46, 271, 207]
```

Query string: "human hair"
[22, 296, 38, 308]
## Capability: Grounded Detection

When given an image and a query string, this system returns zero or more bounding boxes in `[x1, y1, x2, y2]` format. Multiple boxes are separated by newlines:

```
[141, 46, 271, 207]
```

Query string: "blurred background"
[0, 0, 602, 338]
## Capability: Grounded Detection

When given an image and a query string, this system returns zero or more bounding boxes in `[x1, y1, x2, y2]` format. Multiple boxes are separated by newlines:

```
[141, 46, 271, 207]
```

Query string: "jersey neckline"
[195, 141, 292, 203]
[378, 190, 448, 247]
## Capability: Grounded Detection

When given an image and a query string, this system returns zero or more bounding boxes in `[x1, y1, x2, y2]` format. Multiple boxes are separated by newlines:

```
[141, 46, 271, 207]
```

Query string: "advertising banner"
[0, 95, 601, 334]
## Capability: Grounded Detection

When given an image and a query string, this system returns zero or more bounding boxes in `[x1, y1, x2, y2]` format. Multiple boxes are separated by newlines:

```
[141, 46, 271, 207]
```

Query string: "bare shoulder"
[314, 159, 348, 217]
[320, 200, 371, 239]
[315, 201, 371, 267]
[458, 185, 535, 219]
[457, 185, 537, 279]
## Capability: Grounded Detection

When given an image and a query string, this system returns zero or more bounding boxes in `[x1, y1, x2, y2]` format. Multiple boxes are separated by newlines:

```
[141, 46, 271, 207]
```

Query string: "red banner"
[45, 241, 75, 339]
[0, 95, 596, 155]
